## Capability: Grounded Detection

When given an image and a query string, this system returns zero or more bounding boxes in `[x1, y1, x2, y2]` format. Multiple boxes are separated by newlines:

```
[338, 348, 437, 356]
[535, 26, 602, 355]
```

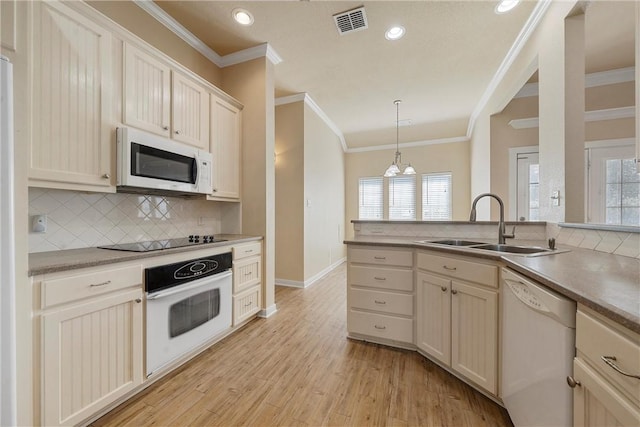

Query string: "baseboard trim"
[258, 304, 278, 318]
[275, 257, 346, 289]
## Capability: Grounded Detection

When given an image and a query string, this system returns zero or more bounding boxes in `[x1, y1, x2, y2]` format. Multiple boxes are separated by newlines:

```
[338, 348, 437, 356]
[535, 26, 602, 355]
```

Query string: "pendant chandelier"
[383, 100, 415, 177]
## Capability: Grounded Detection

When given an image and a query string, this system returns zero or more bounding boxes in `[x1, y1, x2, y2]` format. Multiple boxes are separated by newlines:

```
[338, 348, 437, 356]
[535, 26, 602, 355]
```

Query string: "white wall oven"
[117, 126, 212, 196]
[145, 252, 232, 377]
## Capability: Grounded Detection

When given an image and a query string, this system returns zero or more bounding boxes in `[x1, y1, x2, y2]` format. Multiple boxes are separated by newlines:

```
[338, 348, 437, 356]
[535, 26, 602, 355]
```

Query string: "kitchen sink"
[427, 239, 487, 246]
[472, 244, 553, 254]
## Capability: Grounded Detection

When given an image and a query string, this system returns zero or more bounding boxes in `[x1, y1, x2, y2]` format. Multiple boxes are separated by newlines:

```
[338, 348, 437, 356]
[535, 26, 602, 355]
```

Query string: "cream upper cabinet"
[416, 251, 498, 395]
[209, 95, 242, 200]
[124, 43, 210, 150]
[29, 1, 114, 192]
[123, 43, 171, 138]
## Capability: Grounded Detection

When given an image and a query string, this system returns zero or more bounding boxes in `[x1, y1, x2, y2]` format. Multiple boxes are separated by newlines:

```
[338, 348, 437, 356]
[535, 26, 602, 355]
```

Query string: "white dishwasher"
[501, 268, 576, 427]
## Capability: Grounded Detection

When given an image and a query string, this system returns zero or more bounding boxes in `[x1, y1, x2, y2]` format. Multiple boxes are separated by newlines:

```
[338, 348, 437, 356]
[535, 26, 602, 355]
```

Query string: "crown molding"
[220, 43, 283, 67]
[508, 106, 635, 129]
[133, 0, 223, 66]
[466, 0, 552, 137]
[514, 67, 635, 98]
[275, 93, 347, 152]
[134, 0, 282, 68]
[345, 136, 469, 154]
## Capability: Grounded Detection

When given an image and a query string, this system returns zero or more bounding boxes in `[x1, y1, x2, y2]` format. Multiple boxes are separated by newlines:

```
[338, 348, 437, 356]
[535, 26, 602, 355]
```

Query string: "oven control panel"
[145, 252, 232, 294]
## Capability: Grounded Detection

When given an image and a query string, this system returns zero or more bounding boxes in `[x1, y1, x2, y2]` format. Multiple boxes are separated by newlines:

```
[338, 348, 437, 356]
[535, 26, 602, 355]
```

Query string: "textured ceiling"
[154, 0, 635, 149]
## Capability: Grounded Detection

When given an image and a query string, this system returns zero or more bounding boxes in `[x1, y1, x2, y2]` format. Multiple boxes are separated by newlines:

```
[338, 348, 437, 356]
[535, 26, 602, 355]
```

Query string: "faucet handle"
[504, 224, 516, 240]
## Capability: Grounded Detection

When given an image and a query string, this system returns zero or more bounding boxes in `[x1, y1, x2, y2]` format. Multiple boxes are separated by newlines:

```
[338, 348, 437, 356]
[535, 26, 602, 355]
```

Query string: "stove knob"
[203, 236, 209, 243]
[188, 235, 194, 242]
[194, 235, 200, 243]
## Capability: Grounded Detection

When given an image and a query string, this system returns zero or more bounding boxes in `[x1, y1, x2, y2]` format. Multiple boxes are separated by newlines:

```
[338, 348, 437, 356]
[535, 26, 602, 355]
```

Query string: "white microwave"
[116, 127, 212, 196]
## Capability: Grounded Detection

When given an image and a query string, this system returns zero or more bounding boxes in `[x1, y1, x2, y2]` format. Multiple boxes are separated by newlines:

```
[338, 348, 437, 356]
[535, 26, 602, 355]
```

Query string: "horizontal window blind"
[422, 173, 452, 220]
[358, 177, 383, 219]
[389, 175, 416, 220]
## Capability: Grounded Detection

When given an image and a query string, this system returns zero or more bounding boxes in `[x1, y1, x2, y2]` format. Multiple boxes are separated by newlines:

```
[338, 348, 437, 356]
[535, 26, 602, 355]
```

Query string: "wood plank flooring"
[93, 263, 513, 427]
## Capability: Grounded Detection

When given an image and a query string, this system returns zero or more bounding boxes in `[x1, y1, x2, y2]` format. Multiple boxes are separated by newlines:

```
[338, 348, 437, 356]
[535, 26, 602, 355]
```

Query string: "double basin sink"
[415, 239, 563, 256]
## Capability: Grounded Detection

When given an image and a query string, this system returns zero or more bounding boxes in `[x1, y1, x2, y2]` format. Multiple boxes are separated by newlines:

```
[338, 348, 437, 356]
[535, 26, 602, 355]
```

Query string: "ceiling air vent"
[333, 6, 368, 35]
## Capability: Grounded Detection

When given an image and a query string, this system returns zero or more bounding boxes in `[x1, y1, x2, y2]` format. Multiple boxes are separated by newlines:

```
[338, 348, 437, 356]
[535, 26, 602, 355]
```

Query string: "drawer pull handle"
[441, 286, 447, 292]
[245, 249, 254, 253]
[244, 302, 253, 307]
[451, 289, 458, 295]
[374, 300, 386, 305]
[601, 356, 640, 379]
[374, 256, 386, 260]
[374, 325, 386, 330]
[566, 376, 581, 388]
[90, 280, 111, 287]
[245, 272, 253, 276]
[443, 265, 457, 271]
[373, 276, 386, 281]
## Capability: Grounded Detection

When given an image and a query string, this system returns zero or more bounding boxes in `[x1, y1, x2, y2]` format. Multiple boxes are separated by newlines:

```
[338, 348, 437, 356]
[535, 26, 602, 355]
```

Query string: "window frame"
[421, 172, 453, 221]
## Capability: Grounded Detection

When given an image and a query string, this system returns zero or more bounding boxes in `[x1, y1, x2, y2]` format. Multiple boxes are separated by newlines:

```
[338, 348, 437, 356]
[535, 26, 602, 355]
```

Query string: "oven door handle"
[146, 270, 232, 301]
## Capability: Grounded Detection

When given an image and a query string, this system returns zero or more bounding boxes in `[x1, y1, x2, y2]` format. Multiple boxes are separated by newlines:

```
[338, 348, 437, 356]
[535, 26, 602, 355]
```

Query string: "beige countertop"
[29, 234, 262, 276]
[345, 237, 640, 334]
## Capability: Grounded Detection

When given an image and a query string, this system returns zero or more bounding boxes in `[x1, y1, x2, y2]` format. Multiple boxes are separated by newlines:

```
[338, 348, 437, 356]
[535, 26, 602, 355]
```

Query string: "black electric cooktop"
[98, 236, 227, 252]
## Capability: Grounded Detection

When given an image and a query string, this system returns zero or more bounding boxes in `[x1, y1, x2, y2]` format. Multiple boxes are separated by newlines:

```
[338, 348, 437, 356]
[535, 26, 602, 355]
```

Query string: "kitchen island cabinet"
[346, 246, 414, 347]
[571, 305, 640, 426]
[35, 264, 143, 427]
[416, 251, 498, 395]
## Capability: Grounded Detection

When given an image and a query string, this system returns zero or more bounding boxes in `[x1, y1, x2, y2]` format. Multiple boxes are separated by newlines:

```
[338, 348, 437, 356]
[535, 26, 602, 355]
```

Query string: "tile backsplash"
[547, 223, 640, 259]
[29, 188, 228, 253]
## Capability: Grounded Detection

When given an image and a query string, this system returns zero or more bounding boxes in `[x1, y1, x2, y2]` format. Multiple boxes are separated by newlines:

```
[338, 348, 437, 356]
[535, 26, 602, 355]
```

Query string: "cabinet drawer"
[233, 256, 261, 293]
[348, 265, 413, 292]
[417, 252, 497, 287]
[42, 265, 142, 308]
[233, 286, 261, 325]
[349, 288, 413, 316]
[576, 309, 640, 405]
[233, 242, 262, 260]
[349, 247, 413, 267]
[348, 310, 413, 343]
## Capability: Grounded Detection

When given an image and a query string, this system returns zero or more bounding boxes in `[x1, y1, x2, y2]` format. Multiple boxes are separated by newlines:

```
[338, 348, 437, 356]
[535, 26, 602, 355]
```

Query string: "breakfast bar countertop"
[345, 236, 640, 334]
[28, 234, 262, 276]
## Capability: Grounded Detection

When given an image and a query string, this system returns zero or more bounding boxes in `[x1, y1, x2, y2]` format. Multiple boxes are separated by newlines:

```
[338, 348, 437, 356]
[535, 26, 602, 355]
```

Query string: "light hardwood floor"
[93, 263, 513, 427]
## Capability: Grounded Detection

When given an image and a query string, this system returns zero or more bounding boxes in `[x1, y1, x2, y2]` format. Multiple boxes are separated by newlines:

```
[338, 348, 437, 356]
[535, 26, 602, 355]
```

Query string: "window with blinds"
[358, 177, 383, 219]
[422, 173, 452, 220]
[389, 175, 416, 220]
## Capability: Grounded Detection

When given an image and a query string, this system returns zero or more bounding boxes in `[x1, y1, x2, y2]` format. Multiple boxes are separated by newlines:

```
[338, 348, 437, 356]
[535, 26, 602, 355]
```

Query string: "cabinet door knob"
[566, 376, 581, 388]
[441, 286, 447, 292]
[102, 173, 110, 179]
[175, 130, 181, 135]
[135, 298, 142, 303]
[163, 126, 169, 130]
[451, 289, 458, 295]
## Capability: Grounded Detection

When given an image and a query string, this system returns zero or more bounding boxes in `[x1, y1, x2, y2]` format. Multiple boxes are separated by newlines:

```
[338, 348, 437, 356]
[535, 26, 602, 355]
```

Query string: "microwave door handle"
[192, 158, 198, 184]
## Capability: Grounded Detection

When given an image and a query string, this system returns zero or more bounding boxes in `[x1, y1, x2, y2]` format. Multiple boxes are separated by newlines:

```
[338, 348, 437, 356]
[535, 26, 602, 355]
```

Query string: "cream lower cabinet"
[571, 306, 640, 426]
[232, 242, 262, 325]
[347, 246, 414, 346]
[416, 251, 498, 395]
[37, 264, 143, 426]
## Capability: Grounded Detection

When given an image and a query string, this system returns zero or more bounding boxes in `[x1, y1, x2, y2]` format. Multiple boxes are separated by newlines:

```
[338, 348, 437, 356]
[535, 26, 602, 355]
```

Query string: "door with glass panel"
[516, 152, 540, 221]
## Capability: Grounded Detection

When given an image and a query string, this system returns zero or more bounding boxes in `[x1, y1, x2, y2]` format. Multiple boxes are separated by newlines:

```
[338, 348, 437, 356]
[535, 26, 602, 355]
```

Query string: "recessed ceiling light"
[495, 0, 521, 14]
[385, 26, 405, 41]
[232, 8, 254, 26]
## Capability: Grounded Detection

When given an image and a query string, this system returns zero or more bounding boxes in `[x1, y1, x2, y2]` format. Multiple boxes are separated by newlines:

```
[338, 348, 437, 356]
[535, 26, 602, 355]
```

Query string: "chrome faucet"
[469, 193, 515, 244]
